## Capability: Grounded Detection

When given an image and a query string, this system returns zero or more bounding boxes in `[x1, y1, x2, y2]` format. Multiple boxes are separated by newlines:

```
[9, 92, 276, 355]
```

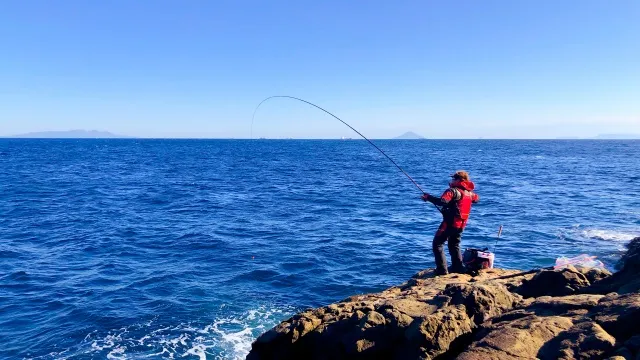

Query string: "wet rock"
[589, 237, 640, 295]
[617, 237, 640, 272]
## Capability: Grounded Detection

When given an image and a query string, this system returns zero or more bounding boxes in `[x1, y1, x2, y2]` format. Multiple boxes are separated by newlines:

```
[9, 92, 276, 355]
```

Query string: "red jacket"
[427, 180, 479, 229]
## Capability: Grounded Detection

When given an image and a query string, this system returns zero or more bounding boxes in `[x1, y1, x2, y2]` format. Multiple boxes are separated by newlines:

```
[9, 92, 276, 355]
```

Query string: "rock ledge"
[248, 237, 640, 360]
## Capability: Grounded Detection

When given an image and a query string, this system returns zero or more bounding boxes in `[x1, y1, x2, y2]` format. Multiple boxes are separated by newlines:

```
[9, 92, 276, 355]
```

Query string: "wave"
[24, 305, 293, 360]
[581, 229, 637, 242]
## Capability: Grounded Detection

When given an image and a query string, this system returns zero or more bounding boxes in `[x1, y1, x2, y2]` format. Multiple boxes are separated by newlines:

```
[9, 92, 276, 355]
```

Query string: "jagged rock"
[247, 237, 638, 360]
[458, 315, 574, 359]
[527, 294, 605, 318]
[617, 238, 640, 272]
[614, 237, 640, 295]
[516, 268, 591, 298]
[443, 283, 519, 323]
[589, 238, 640, 295]
[247, 270, 522, 359]
[537, 321, 616, 359]
[404, 305, 473, 359]
[380, 298, 437, 318]
[583, 267, 613, 283]
[591, 293, 640, 341]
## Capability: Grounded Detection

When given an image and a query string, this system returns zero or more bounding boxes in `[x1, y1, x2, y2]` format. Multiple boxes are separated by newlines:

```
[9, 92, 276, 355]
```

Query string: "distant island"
[394, 131, 425, 140]
[7, 130, 130, 138]
[593, 133, 640, 140]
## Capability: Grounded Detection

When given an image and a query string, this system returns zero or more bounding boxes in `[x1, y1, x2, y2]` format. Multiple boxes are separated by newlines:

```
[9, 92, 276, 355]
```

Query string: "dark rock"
[584, 268, 613, 283]
[624, 334, 640, 353]
[612, 347, 634, 360]
[590, 238, 640, 295]
[590, 293, 640, 340]
[616, 237, 640, 272]
[516, 268, 591, 298]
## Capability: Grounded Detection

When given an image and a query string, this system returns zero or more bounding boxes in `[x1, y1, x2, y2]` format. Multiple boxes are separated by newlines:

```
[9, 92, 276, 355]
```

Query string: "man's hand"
[421, 193, 430, 202]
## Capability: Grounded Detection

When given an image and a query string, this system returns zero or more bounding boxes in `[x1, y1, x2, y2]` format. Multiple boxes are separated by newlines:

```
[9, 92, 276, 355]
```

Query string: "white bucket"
[477, 251, 495, 269]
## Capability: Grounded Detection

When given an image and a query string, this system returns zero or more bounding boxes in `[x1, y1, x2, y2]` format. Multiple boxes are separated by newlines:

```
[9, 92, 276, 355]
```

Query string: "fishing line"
[251, 95, 428, 196]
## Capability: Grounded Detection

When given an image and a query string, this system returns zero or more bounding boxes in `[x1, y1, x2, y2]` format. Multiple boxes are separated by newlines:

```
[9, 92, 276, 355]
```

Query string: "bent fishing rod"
[251, 95, 439, 208]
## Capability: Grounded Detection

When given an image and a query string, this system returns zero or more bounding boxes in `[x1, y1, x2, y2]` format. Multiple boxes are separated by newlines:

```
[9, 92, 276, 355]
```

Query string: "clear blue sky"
[1, 1, 638, 138]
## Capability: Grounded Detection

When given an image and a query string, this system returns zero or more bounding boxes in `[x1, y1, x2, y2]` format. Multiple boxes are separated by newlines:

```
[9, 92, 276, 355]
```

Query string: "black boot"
[434, 267, 449, 276]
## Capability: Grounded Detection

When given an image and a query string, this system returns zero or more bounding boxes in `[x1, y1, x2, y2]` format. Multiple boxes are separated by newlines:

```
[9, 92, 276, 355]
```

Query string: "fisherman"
[421, 171, 479, 275]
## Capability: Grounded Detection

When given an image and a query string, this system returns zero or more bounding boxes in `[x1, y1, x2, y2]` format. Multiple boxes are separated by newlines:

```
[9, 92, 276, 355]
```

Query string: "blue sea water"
[0, 139, 638, 359]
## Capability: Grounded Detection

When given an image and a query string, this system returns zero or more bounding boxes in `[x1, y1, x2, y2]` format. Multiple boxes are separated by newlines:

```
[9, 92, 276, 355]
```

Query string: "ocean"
[0, 139, 638, 359]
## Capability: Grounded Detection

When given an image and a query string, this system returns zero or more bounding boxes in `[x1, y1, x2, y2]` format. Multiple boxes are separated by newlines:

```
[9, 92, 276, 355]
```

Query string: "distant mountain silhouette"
[394, 131, 424, 140]
[8, 130, 130, 138]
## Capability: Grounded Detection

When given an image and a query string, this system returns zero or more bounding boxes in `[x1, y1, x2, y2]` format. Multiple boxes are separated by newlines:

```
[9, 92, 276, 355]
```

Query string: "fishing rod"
[493, 225, 503, 255]
[251, 96, 430, 198]
[490, 266, 555, 281]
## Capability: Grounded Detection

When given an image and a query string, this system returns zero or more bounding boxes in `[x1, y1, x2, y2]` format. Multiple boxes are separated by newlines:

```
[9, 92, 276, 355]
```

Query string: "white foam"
[210, 322, 256, 358]
[144, 347, 171, 358]
[106, 346, 126, 360]
[91, 333, 119, 351]
[184, 344, 208, 360]
[582, 229, 637, 242]
[35, 305, 295, 360]
[138, 334, 151, 345]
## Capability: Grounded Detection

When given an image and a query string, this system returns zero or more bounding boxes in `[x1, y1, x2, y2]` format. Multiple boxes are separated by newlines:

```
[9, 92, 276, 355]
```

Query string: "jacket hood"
[451, 180, 475, 191]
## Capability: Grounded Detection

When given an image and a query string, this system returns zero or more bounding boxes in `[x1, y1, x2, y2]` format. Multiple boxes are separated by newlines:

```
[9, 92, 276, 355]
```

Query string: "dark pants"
[432, 221, 464, 275]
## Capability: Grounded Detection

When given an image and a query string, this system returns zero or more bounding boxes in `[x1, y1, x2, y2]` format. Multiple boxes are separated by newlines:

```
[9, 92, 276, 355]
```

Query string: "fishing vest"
[445, 188, 474, 222]
[452, 188, 473, 220]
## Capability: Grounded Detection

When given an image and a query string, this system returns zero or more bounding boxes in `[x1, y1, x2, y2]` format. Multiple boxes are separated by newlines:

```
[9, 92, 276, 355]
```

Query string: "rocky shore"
[247, 237, 640, 360]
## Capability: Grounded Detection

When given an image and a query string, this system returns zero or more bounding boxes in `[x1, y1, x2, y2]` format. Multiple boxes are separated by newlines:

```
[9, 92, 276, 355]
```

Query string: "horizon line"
[2, 137, 639, 141]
